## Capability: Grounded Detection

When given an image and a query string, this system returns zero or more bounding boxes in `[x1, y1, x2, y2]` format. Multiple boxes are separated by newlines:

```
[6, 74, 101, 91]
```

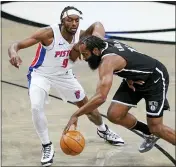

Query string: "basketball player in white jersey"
[8, 6, 124, 166]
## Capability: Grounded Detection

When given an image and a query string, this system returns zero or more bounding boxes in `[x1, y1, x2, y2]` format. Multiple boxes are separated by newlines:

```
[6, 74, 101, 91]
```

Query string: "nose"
[72, 20, 77, 26]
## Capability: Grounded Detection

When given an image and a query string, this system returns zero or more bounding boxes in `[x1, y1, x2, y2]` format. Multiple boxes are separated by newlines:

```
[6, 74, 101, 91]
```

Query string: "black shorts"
[113, 63, 170, 118]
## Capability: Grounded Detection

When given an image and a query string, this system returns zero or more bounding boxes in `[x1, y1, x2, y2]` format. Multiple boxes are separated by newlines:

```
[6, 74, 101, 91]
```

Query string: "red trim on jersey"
[30, 43, 42, 67]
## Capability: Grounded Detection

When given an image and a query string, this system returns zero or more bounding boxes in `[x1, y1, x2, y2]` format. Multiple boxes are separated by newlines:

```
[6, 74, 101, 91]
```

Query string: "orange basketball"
[60, 130, 85, 156]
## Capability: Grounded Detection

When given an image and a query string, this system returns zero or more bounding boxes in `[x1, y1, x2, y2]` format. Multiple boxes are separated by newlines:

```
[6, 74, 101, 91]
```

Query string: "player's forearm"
[8, 38, 39, 58]
[73, 94, 106, 117]
[73, 76, 112, 117]
[8, 42, 19, 58]
[8, 27, 52, 58]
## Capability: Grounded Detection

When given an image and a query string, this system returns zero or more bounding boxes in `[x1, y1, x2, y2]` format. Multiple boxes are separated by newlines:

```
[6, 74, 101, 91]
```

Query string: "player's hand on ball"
[63, 115, 78, 134]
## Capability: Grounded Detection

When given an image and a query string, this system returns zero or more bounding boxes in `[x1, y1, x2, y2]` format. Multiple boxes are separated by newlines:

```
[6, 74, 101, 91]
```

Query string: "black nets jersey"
[101, 39, 158, 82]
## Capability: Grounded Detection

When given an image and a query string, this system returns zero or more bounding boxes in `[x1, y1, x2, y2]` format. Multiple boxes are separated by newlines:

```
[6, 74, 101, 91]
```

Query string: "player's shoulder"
[49, 23, 60, 30]
[36, 25, 54, 37]
[101, 39, 116, 54]
[105, 38, 115, 43]
[105, 38, 126, 46]
[46, 24, 61, 38]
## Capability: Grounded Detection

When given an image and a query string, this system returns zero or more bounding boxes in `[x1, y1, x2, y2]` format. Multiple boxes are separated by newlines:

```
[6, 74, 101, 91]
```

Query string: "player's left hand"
[63, 115, 78, 134]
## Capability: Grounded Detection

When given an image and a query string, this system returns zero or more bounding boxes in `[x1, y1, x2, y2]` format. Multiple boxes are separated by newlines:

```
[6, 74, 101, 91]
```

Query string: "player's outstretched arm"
[71, 22, 105, 61]
[80, 21, 105, 39]
[8, 27, 53, 68]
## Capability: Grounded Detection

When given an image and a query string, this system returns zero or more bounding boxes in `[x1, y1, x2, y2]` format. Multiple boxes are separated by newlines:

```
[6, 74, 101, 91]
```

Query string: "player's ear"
[93, 48, 100, 56]
[61, 18, 64, 25]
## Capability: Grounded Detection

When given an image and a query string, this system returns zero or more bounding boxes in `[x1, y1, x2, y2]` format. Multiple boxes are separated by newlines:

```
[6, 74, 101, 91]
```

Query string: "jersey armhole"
[41, 39, 55, 51]
[41, 25, 56, 50]
[101, 53, 117, 59]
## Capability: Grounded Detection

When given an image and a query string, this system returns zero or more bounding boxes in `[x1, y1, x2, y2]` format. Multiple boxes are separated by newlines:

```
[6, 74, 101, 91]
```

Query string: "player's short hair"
[60, 6, 83, 22]
[80, 36, 106, 51]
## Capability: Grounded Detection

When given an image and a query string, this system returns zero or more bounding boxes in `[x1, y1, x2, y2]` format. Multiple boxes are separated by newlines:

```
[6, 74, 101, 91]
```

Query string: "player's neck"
[60, 27, 74, 44]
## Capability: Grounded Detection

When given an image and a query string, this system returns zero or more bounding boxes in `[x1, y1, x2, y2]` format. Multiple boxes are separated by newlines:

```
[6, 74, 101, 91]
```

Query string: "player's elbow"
[97, 93, 107, 104]
[93, 21, 103, 27]
[92, 22, 105, 38]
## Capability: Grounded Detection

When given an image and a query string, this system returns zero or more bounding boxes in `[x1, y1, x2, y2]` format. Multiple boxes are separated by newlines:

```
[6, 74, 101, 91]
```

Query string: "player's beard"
[85, 53, 102, 70]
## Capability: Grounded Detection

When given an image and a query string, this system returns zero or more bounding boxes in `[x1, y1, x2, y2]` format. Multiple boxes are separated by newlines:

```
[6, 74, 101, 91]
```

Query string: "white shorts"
[27, 69, 86, 103]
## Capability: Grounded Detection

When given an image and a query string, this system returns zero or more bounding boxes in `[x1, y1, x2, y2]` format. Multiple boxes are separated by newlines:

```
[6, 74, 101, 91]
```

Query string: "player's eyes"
[67, 19, 72, 22]
[67, 18, 79, 22]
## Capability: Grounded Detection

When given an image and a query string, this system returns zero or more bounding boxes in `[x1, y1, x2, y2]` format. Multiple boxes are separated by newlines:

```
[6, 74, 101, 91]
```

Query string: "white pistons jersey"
[27, 24, 85, 103]
[27, 24, 80, 78]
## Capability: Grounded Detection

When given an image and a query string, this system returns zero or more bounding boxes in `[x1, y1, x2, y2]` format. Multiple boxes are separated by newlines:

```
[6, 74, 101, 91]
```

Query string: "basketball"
[60, 130, 85, 156]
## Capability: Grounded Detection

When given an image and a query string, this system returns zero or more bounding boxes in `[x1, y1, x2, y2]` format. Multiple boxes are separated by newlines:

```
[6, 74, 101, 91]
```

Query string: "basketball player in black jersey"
[65, 35, 176, 153]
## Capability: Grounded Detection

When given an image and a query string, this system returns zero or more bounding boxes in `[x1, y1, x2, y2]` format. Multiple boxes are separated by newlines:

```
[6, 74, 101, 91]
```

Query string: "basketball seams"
[61, 137, 73, 154]
[63, 135, 80, 154]
[66, 133, 84, 149]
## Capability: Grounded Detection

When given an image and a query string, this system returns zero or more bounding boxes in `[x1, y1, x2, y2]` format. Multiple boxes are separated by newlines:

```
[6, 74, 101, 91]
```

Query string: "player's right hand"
[9, 53, 22, 69]
[126, 79, 145, 92]
[63, 115, 78, 134]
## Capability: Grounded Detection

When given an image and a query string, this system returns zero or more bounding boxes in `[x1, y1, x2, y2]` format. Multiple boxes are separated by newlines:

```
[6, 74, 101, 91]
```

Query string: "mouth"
[71, 28, 77, 32]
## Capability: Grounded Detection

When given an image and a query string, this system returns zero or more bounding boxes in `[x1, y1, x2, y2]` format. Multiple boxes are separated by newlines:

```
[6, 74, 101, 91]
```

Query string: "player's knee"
[107, 107, 123, 124]
[31, 104, 42, 114]
[148, 124, 163, 135]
